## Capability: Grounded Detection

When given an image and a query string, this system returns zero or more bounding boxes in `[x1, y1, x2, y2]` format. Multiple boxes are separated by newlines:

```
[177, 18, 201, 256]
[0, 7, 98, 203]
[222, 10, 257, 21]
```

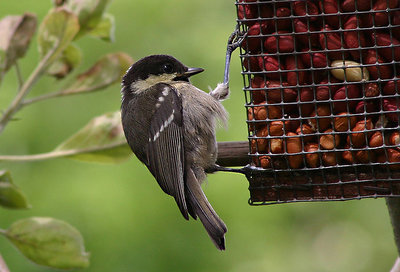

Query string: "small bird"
[121, 54, 228, 250]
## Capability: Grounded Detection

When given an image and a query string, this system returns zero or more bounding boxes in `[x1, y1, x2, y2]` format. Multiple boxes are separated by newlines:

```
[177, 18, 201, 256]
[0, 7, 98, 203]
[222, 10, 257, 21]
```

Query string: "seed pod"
[355, 100, 377, 114]
[387, 148, 400, 170]
[285, 55, 307, 86]
[374, 33, 400, 62]
[364, 82, 380, 97]
[266, 80, 297, 103]
[285, 118, 301, 133]
[389, 131, 400, 147]
[383, 98, 400, 123]
[294, 19, 319, 47]
[293, 1, 319, 21]
[368, 0, 399, 27]
[305, 143, 320, 168]
[275, 7, 291, 31]
[261, 55, 284, 80]
[383, 78, 400, 95]
[250, 76, 267, 103]
[270, 138, 284, 153]
[316, 78, 341, 101]
[241, 23, 264, 52]
[319, 0, 340, 29]
[269, 121, 284, 136]
[248, 103, 268, 129]
[296, 123, 316, 143]
[264, 32, 295, 53]
[364, 49, 393, 80]
[319, 25, 346, 60]
[330, 60, 369, 82]
[355, 150, 372, 163]
[322, 152, 338, 166]
[251, 126, 269, 153]
[286, 132, 303, 169]
[308, 104, 332, 132]
[334, 112, 357, 132]
[341, 0, 373, 11]
[348, 119, 373, 148]
[267, 105, 283, 119]
[344, 16, 367, 60]
[369, 131, 384, 148]
[244, 56, 262, 72]
[392, 10, 400, 41]
[320, 129, 340, 150]
[342, 145, 355, 164]
[299, 87, 315, 117]
[253, 104, 267, 120]
[237, 0, 258, 26]
[259, 155, 272, 169]
[332, 84, 361, 113]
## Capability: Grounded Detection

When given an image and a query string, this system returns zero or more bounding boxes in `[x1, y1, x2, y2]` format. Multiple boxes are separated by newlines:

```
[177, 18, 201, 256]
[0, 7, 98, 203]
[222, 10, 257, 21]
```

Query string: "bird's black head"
[122, 55, 204, 93]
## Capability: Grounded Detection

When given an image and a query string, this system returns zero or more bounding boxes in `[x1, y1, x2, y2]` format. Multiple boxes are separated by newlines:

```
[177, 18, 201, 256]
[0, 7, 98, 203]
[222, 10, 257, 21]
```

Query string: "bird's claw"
[226, 25, 247, 53]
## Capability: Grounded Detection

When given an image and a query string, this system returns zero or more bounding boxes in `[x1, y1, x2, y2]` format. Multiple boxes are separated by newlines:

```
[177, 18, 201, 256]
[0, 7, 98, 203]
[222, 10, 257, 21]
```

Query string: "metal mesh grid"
[236, 0, 400, 205]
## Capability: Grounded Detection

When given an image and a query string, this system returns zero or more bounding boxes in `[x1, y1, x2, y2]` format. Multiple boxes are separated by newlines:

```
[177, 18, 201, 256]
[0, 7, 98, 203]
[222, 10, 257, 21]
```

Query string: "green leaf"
[37, 8, 80, 67]
[5, 217, 89, 270]
[87, 13, 115, 42]
[47, 43, 82, 79]
[65, 0, 112, 39]
[0, 13, 37, 80]
[60, 52, 132, 95]
[0, 170, 30, 209]
[55, 111, 131, 163]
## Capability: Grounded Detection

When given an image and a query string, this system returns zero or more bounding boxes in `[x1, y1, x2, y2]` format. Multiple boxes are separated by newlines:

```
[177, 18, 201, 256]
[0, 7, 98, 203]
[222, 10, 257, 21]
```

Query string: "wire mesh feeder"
[235, 0, 400, 205]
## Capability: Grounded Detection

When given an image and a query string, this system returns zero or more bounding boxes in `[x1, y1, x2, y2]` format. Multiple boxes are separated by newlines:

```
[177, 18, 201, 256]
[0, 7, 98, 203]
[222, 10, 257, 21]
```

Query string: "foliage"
[0, 0, 132, 270]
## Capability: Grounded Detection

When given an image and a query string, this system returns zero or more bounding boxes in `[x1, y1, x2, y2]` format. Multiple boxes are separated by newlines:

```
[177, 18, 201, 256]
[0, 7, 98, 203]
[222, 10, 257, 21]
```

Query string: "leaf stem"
[0, 142, 128, 162]
[21, 80, 115, 107]
[0, 45, 57, 134]
[0, 253, 10, 272]
[14, 61, 24, 90]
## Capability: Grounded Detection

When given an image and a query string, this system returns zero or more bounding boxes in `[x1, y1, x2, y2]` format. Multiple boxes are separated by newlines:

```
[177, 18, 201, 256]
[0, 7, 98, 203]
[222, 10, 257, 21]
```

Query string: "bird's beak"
[183, 67, 204, 77]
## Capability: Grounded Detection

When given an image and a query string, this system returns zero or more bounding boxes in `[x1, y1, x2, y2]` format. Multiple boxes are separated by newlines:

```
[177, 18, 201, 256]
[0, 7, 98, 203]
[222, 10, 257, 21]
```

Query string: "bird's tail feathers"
[186, 168, 227, 250]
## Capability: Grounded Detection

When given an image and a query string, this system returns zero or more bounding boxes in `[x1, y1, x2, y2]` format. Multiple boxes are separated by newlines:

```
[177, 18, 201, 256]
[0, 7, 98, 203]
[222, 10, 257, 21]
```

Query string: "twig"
[14, 61, 24, 90]
[0, 44, 58, 134]
[21, 83, 112, 107]
[0, 141, 248, 165]
[0, 141, 128, 162]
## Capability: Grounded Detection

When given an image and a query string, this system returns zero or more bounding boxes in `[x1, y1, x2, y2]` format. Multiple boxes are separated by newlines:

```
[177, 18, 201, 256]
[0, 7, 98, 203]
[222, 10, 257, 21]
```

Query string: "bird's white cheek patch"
[131, 74, 177, 94]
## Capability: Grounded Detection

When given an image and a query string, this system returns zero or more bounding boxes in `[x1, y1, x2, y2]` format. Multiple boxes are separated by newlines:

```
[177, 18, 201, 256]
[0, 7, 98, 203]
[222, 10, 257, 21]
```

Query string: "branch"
[21, 83, 111, 107]
[0, 142, 126, 162]
[216, 141, 249, 167]
[0, 141, 249, 166]
[15, 61, 24, 90]
[0, 45, 58, 134]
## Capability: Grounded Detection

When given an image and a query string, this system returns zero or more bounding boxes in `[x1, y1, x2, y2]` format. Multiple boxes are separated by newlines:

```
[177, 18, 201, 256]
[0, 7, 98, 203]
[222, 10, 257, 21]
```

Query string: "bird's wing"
[145, 83, 188, 220]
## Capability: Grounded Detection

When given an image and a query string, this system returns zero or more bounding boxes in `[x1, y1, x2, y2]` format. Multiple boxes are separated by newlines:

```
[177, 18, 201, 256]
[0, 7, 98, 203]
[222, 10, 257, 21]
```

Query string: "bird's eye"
[162, 63, 173, 73]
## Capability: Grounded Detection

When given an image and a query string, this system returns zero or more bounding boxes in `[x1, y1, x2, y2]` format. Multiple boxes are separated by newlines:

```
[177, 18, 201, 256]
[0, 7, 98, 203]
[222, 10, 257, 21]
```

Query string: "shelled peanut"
[241, 0, 400, 170]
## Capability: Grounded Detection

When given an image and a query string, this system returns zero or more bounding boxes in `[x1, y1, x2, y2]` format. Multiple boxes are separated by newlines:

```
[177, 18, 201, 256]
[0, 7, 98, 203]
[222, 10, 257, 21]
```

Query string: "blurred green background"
[0, 1, 397, 271]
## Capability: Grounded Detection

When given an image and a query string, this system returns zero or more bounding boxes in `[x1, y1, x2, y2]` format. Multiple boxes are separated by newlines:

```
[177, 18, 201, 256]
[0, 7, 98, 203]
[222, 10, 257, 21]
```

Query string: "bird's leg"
[223, 24, 247, 85]
[210, 25, 247, 101]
